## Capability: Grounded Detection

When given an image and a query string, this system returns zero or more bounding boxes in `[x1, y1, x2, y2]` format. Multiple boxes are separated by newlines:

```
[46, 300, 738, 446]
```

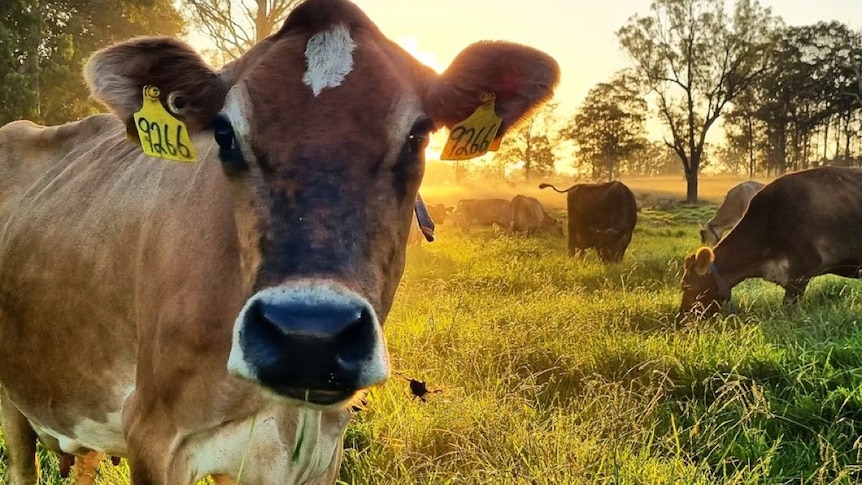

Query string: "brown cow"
[0, 1, 559, 483]
[509, 194, 563, 236]
[539, 181, 637, 262]
[426, 203, 454, 225]
[700, 180, 765, 245]
[452, 198, 512, 231]
[680, 167, 862, 317]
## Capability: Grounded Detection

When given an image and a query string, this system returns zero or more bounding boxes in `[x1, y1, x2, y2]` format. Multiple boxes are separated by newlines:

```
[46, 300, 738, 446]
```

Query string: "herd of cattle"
[412, 180, 639, 263]
[417, 167, 862, 319]
[0, 0, 861, 483]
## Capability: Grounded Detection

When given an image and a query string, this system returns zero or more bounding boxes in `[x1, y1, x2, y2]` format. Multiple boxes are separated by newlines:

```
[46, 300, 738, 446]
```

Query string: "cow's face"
[84, 0, 558, 407]
[679, 247, 728, 317]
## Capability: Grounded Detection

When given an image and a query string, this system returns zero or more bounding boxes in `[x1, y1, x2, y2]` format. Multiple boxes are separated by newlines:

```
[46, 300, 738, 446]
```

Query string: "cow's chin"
[263, 386, 359, 409]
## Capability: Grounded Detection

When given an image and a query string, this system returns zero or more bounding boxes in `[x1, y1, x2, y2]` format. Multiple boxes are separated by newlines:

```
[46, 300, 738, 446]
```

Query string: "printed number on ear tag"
[133, 85, 197, 163]
[440, 92, 502, 161]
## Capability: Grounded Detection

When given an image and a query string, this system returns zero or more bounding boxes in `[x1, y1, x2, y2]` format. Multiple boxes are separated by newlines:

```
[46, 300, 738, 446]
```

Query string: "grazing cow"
[509, 194, 563, 236]
[452, 198, 512, 231]
[700, 180, 765, 245]
[0, 0, 559, 483]
[539, 181, 637, 262]
[680, 167, 862, 317]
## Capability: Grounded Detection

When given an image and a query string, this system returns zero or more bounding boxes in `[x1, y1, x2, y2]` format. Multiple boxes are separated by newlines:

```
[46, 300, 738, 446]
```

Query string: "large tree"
[0, 1, 185, 125]
[565, 70, 647, 181]
[494, 101, 559, 182]
[617, 0, 777, 202]
[183, 0, 301, 63]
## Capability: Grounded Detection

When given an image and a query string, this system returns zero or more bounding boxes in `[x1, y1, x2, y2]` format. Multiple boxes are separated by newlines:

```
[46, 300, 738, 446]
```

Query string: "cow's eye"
[212, 113, 247, 175]
[406, 119, 433, 156]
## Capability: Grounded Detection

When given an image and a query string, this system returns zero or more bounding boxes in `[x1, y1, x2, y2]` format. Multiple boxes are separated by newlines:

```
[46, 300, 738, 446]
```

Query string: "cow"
[700, 180, 765, 245]
[509, 194, 563, 236]
[679, 167, 862, 317]
[426, 203, 454, 225]
[0, 0, 559, 483]
[539, 181, 638, 262]
[452, 198, 512, 231]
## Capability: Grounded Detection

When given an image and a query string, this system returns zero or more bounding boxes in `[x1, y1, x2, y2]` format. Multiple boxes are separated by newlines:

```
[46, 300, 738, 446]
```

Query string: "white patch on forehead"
[762, 257, 790, 285]
[303, 24, 356, 96]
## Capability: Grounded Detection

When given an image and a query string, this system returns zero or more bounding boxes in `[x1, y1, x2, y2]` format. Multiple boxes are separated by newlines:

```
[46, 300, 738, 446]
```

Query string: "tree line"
[433, 0, 862, 200]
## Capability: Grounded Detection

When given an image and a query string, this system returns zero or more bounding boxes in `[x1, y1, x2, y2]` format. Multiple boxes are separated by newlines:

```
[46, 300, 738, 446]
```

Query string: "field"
[3, 176, 862, 484]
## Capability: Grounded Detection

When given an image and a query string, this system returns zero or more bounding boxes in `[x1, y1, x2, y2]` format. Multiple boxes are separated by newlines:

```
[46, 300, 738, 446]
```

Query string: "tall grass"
[2, 195, 861, 484]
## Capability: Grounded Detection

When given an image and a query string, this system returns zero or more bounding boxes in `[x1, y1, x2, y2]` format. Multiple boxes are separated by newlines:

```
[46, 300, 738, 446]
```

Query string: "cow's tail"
[538, 183, 569, 193]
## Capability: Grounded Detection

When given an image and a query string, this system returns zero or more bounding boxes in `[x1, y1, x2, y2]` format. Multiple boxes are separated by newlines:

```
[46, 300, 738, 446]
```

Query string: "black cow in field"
[680, 166, 862, 317]
[539, 181, 637, 262]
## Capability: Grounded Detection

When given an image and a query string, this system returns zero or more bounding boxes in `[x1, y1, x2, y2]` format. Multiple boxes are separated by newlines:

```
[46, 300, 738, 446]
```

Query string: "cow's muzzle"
[227, 283, 389, 406]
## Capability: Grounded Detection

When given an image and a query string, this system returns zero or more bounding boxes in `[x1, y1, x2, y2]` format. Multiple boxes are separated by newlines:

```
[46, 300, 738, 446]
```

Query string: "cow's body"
[509, 194, 563, 236]
[700, 180, 764, 245]
[452, 198, 512, 231]
[0, 1, 559, 483]
[539, 181, 637, 262]
[680, 167, 862, 316]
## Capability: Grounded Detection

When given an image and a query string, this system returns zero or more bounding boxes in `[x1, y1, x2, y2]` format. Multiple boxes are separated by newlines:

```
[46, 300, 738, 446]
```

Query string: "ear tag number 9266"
[133, 85, 197, 163]
[441, 92, 503, 161]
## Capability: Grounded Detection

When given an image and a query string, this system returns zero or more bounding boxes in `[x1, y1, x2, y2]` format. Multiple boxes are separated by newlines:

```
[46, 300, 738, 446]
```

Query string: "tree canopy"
[565, 70, 648, 181]
[0, 0, 185, 126]
[618, 0, 777, 202]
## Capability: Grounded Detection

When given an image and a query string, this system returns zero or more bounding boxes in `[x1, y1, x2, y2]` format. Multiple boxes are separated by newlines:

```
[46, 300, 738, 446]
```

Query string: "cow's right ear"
[693, 247, 714, 276]
[85, 37, 228, 139]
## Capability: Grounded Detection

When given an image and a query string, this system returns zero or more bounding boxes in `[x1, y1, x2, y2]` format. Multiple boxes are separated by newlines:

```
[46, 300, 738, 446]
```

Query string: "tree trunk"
[685, 170, 698, 203]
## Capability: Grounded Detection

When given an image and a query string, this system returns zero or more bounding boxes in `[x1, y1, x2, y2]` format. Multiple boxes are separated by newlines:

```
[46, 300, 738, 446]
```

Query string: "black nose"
[239, 297, 379, 404]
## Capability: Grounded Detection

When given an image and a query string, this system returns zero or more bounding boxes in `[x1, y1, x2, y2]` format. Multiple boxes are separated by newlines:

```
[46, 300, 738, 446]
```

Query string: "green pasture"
[3, 202, 862, 484]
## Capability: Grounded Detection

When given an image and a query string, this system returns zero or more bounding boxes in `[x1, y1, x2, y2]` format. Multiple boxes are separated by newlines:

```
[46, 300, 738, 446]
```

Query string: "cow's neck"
[712, 240, 764, 291]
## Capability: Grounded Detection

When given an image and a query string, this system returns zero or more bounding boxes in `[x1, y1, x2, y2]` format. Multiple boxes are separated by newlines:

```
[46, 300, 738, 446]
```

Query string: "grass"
[3, 177, 862, 484]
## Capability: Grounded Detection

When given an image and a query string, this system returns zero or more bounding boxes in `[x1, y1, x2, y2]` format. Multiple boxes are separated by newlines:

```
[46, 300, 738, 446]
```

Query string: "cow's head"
[679, 247, 729, 317]
[84, 0, 558, 407]
[544, 215, 564, 237]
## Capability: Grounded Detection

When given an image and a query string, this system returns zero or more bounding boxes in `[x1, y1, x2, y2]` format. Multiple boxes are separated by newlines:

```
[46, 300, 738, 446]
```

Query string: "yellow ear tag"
[441, 92, 502, 161]
[133, 85, 197, 163]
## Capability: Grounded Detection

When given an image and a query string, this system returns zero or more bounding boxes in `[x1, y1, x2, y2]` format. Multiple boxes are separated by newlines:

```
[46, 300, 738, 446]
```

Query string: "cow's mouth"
[280, 387, 356, 406]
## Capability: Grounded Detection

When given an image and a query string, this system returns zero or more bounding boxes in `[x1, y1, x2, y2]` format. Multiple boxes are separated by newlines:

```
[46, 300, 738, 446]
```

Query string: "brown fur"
[510, 194, 563, 236]
[452, 198, 513, 231]
[0, 0, 559, 484]
[680, 167, 862, 316]
[700, 180, 764, 245]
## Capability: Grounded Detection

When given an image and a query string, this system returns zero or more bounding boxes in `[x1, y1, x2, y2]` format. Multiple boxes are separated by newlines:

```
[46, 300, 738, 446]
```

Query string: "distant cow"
[453, 198, 512, 231]
[426, 203, 454, 225]
[510, 195, 563, 236]
[680, 167, 862, 316]
[539, 181, 637, 262]
[0, 0, 559, 483]
[700, 180, 765, 245]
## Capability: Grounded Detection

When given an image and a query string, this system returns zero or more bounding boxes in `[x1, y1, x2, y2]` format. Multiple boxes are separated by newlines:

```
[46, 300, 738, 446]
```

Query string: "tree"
[183, 0, 301, 63]
[618, 0, 777, 202]
[0, 1, 185, 125]
[494, 101, 559, 182]
[564, 70, 647, 181]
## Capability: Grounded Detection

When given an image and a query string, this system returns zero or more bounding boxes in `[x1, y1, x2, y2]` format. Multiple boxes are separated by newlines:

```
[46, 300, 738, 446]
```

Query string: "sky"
[347, 0, 862, 117]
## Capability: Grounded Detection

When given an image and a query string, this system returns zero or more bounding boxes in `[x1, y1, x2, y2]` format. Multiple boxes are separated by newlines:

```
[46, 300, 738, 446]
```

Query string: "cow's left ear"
[693, 247, 715, 276]
[85, 37, 228, 139]
[425, 41, 560, 136]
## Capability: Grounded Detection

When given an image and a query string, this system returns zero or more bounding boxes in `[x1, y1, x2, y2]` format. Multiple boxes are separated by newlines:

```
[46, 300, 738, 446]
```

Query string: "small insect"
[407, 377, 443, 402]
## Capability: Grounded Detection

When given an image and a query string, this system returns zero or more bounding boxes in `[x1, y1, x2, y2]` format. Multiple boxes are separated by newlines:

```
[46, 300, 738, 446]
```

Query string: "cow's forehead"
[228, 21, 428, 162]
